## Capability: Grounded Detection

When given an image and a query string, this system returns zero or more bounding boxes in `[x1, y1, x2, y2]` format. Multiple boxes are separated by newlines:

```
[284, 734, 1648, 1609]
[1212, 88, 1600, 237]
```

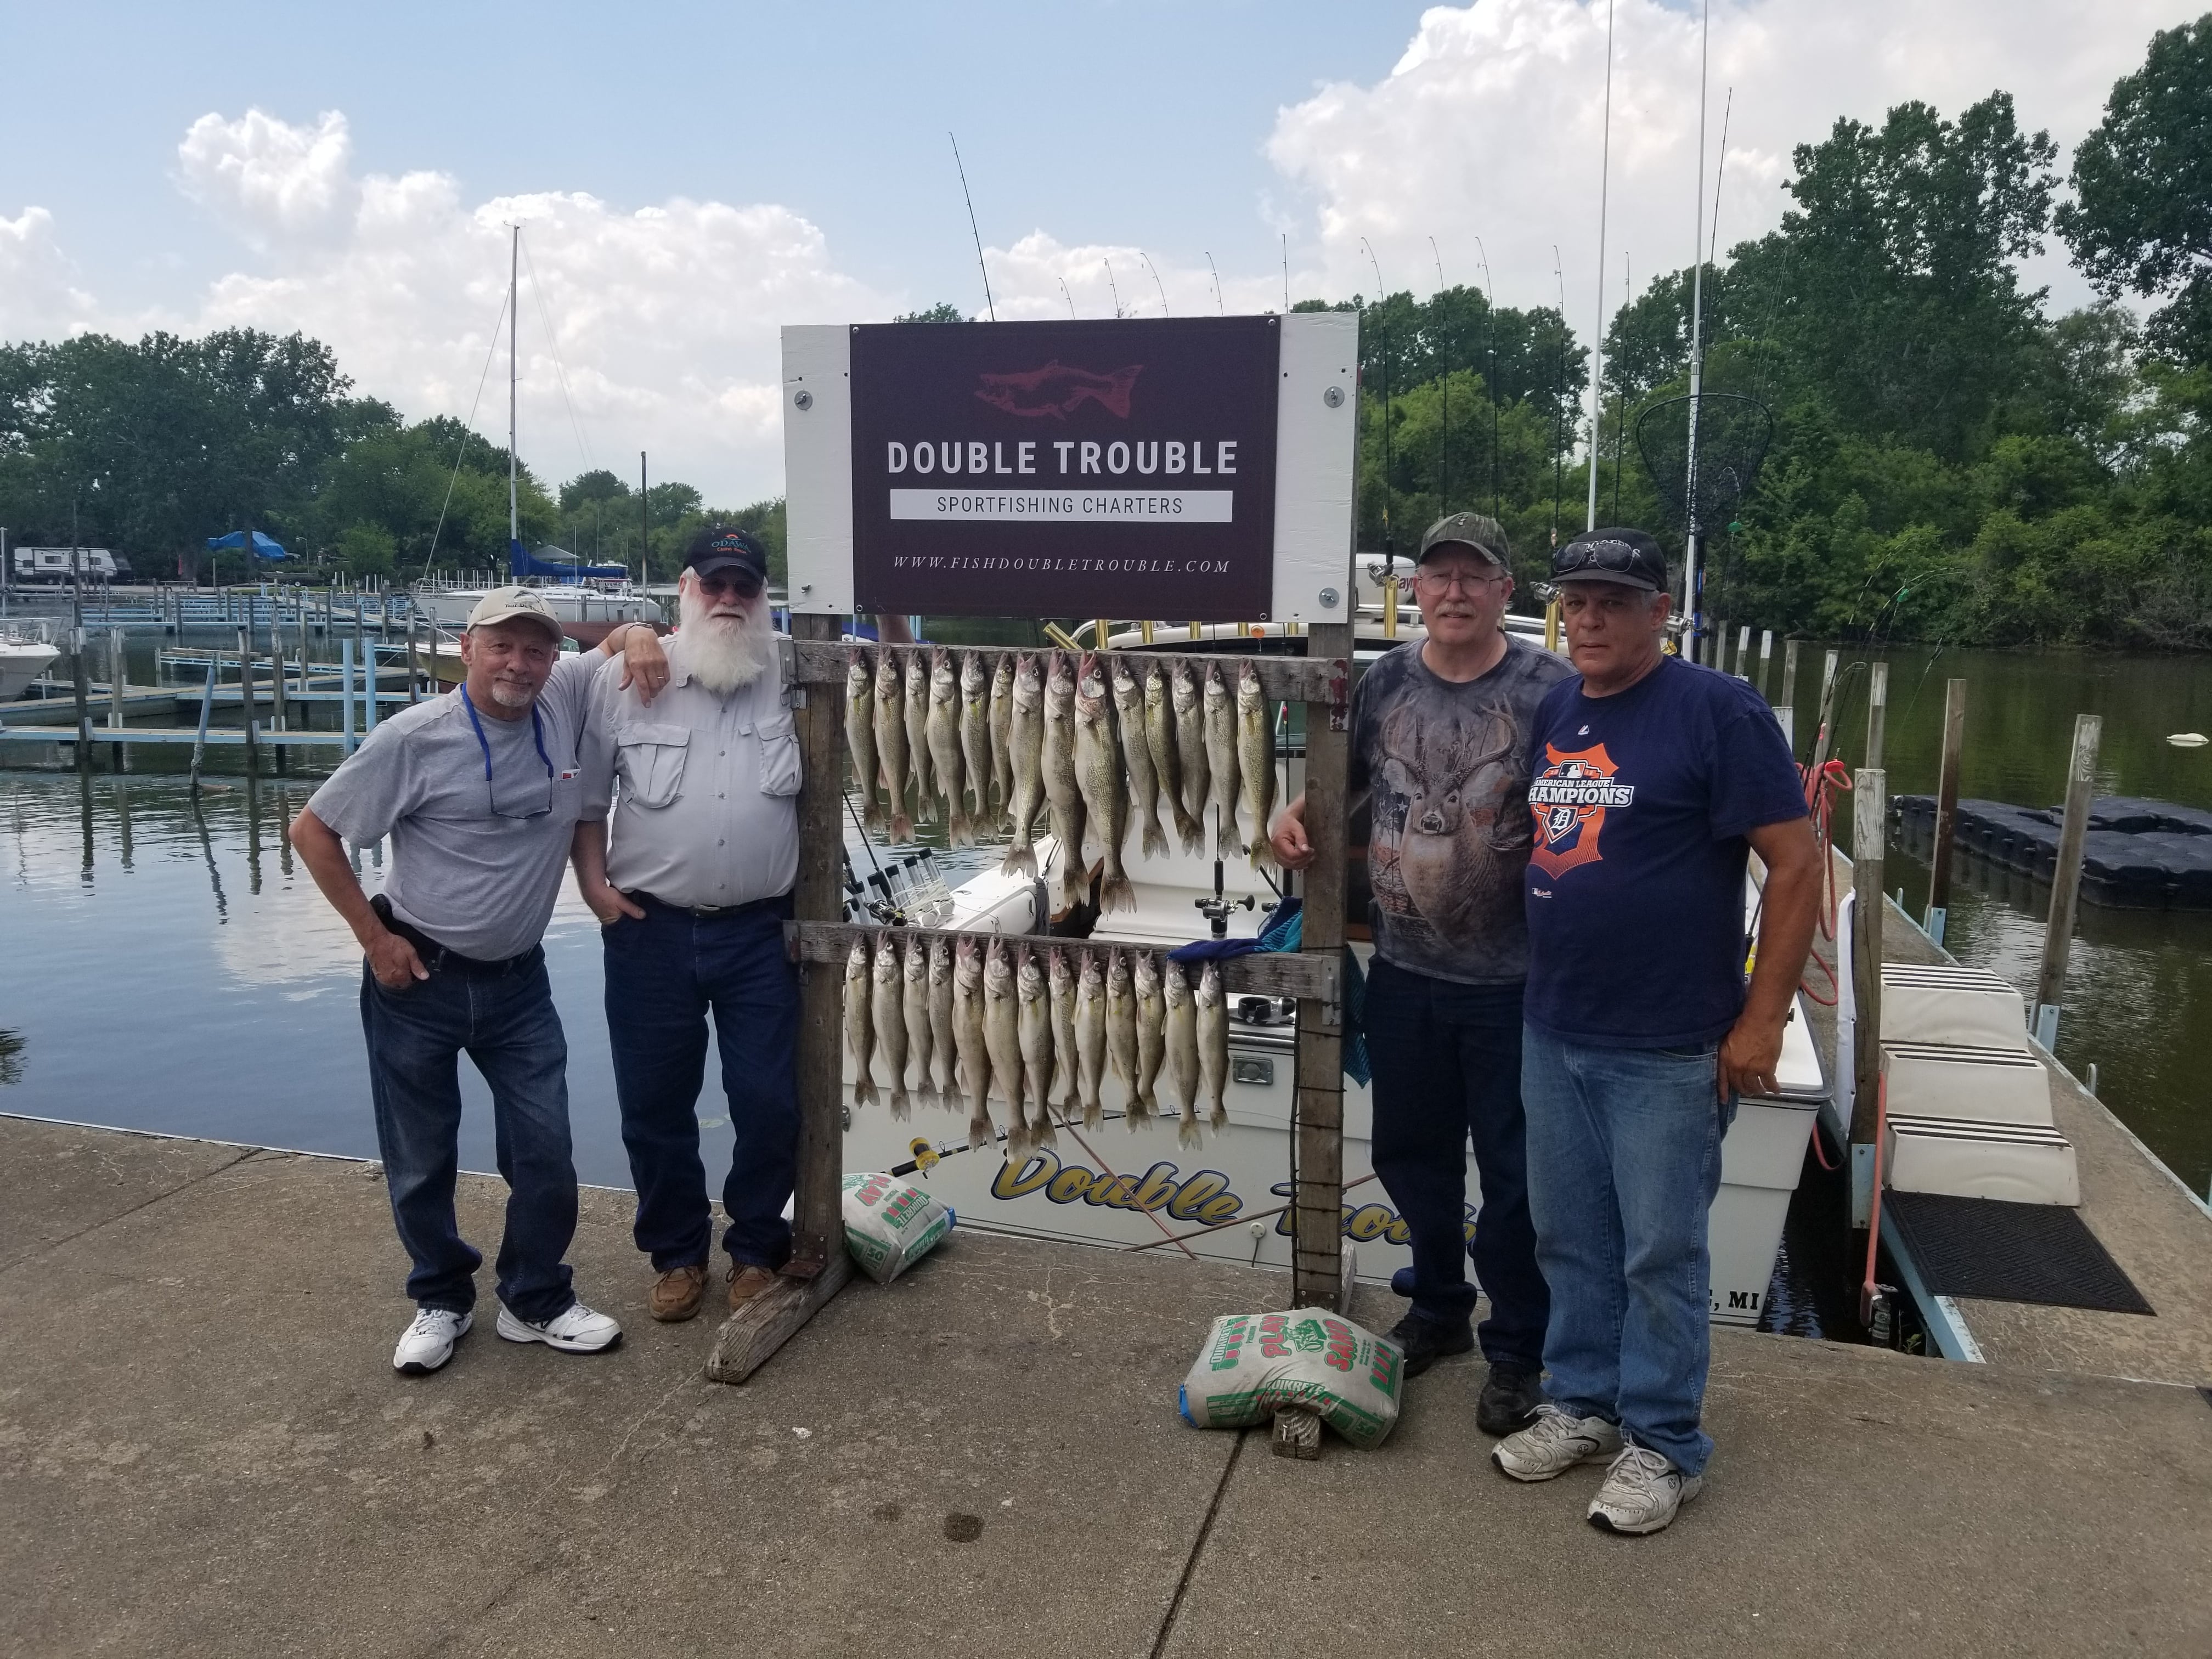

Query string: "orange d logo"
[1527, 742, 1634, 878]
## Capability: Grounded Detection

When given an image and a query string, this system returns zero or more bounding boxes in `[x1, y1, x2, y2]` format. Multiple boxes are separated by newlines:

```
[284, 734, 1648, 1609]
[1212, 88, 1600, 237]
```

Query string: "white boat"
[839, 748, 1826, 1327]
[0, 633, 61, 700]
[408, 582, 664, 630]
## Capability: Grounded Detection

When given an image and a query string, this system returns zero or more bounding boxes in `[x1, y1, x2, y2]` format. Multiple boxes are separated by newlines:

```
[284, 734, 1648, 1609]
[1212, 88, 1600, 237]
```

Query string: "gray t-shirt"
[308, 654, 609, 961]
[1348, 635, 1573, 984]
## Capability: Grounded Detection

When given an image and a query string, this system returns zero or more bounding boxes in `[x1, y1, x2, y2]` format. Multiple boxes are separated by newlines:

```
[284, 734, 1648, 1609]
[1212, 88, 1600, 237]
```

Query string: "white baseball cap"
[465, 585, 565, 642]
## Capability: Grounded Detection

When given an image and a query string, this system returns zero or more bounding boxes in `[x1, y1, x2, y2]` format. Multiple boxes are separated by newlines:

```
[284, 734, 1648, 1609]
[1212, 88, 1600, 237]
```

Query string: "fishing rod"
[948, 132, 996, 322]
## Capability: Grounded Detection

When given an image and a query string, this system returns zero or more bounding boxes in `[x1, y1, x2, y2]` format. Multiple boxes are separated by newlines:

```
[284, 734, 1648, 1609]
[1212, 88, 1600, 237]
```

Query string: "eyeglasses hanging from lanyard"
[459, 687, 557, 820]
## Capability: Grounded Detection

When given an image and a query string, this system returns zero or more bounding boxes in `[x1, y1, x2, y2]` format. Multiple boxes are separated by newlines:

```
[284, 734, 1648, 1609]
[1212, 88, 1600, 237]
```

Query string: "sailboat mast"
[1683, 0, 1710, 662]
[507, 224, 520, 551]
[1585, 0, 1616, 533]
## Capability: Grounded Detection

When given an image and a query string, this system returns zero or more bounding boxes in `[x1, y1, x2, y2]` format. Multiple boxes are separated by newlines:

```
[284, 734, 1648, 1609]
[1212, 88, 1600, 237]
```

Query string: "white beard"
[678, 588, 775, 693]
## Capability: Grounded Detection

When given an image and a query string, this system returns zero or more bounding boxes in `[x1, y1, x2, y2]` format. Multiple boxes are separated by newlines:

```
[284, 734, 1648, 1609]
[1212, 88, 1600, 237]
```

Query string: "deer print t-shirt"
[1347, 635, 1573, 984]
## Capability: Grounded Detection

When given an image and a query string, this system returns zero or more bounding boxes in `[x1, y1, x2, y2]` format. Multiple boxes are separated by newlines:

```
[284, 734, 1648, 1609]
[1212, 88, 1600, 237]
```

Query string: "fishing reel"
[1193, 858, 1255, 940]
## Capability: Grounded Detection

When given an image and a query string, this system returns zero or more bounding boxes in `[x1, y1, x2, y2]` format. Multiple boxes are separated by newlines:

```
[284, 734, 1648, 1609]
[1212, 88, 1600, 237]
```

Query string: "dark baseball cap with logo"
[684, 525, 770, 585]
[1417, 511, 1510, 568]
[1550, 526, 1668, 592]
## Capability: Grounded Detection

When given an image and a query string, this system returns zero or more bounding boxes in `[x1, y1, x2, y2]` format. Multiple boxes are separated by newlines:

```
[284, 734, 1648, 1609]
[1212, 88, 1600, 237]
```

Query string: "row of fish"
[843, 932, 1232, 1155]
[843, 646, 1278, 912]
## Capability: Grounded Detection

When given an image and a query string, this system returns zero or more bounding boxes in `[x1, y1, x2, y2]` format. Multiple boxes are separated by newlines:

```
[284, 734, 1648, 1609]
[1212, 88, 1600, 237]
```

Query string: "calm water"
[3, 635, 2209, 1202]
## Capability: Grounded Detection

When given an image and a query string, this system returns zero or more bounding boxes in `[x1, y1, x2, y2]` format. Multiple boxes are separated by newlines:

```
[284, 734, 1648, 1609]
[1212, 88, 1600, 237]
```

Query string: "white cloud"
[177, 109, 358, 248]
[0, 206, 98, 341]
[1266, 0, 2205, 346]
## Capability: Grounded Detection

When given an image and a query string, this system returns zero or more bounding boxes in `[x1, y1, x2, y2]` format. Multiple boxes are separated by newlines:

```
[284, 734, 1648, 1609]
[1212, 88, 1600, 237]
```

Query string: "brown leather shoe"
[648, 1264, 708, 1323]
[726, 1263, 778, 1311]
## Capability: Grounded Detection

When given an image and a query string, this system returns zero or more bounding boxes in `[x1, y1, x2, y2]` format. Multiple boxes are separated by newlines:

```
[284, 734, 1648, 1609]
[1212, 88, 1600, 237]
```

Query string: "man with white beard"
[570, 526, 803, 1323]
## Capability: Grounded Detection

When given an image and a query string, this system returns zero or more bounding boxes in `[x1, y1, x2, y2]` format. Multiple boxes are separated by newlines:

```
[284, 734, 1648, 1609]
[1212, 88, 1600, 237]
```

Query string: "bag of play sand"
[1177, 1308, 1405, 1449]
[840, 1172, 955, 1284]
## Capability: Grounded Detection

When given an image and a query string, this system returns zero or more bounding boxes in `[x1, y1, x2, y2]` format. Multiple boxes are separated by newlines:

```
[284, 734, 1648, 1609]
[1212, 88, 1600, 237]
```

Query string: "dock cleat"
[494, 1300, 622, 1354]
[1587, 1444, 1703, 1534]
[392, 1307, 472, 1375]
[1491, 1404, 1622, 1481]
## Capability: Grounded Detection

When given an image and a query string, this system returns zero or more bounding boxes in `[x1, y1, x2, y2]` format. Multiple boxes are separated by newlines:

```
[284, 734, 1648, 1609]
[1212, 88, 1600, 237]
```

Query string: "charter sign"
[850, 317, 1280, 618]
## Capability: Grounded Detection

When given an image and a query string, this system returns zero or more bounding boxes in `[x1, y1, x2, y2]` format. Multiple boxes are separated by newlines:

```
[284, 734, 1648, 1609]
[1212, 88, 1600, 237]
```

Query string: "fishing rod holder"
[1193, 858, 1256, 939]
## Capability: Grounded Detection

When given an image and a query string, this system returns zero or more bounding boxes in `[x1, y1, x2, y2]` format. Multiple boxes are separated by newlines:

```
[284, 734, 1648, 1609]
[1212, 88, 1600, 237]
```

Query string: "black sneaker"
[1386, 1312, 1476, 1378]
[1477, 1362, 1547, 1436]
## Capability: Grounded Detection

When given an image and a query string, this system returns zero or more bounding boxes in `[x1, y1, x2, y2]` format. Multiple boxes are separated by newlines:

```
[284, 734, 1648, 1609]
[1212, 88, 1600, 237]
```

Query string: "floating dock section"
[1892, 794, 2212, 910]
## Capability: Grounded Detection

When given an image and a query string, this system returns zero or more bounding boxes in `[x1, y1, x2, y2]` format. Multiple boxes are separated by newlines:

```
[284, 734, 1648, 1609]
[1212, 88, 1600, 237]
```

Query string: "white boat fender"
[2168, 732, 2208, 748]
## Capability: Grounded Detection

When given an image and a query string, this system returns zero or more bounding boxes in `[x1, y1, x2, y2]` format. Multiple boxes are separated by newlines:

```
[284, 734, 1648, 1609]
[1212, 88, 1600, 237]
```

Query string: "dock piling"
[2034, 714, 2102, 1049]
[238, 629, 258, 776]
[341, 639, 358, 755]
[1926, 678, 1967, 945]
[70, 628, 92, 774]
[189, 658, 217, 790]
[1865, 660, 1889, 771]
[1848, 767, 1887, 1224]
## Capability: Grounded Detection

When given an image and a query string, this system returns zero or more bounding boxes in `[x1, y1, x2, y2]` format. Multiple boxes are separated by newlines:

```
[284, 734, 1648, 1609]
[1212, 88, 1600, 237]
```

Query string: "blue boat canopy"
[206, 529, 288, 560]
[509, 540, 626, 583]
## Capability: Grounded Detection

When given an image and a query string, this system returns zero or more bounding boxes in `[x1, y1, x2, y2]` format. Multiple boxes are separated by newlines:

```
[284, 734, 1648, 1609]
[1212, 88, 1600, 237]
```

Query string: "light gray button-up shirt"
[589, 639, 800, 909]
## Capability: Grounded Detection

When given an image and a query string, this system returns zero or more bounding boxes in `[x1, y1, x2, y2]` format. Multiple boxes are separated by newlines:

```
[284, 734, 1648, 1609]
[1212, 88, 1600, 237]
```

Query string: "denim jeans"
[1521, 1025, 1735, 1476]
[1362, 958, 1548, 1369]
[359, 948, 578, 1322]
[602, 895, 799, 1272]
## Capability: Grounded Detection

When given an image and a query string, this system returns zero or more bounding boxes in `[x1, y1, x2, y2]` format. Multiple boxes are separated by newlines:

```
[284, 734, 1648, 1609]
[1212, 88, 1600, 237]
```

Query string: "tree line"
[0, 331, 786, 586]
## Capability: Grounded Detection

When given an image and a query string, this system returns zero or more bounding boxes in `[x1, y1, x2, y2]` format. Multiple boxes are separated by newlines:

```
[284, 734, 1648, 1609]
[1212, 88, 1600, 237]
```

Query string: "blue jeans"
[359, 949, 578, 1322]
[1521, 1025, 1735, 1476]
[602, 895, 799, 1272]
[1362, 959, 1548, 1369]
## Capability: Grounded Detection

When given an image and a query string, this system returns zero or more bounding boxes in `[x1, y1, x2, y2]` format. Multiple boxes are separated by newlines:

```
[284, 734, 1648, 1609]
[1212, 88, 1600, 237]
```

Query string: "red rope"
[1797, 758, 1853, 1006]
[1859, 1071, 1889, 1328]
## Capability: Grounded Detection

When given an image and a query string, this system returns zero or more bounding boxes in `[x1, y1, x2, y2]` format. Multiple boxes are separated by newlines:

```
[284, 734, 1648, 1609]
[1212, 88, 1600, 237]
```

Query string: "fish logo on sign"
[974, 361, 1143, 420]
[1527, 742, 1635, 878]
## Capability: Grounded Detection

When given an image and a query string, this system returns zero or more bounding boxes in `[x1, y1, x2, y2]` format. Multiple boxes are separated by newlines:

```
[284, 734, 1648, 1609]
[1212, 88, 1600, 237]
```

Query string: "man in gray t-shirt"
[1272, 513, 1568, 1438]
[291, 586, 662, 1377]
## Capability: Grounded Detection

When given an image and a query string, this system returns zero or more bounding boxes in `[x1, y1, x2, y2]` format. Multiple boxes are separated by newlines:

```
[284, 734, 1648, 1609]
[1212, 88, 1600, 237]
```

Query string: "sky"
[3, 0, 2202, 505]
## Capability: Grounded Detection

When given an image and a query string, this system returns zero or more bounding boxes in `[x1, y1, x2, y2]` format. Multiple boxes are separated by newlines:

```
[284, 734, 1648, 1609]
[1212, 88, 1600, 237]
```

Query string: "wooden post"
[1849, 768, 1886, 1151]
[1925, 678, 1966, 945]
[1779, 639, 1799, 710]
[1292, 621, 1352, 1314]
[70, 627, 92, 773]
[189, 657, 217, 791]
[1736, 624, 1752, 679]
[1759, 629, 1774, 692]
[238, 628, 258, 776]
[1713, 618, 1729, 674]
[2034, 714, 2101, 1049]
[1864, 660, 1888, 771]
[407, 616, 422, 704]
[108, 628, 127, 772]
[707, 612, 853, 1384]
[341, 638, 358, 754]
[356, 602, 375, 732]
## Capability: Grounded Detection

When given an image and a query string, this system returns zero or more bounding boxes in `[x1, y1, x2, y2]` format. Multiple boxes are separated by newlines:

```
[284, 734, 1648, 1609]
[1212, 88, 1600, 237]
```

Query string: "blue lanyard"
[459, 686, 554, 783]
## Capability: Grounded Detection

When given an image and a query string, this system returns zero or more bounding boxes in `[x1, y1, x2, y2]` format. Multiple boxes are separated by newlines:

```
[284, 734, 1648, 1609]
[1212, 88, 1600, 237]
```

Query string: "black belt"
[629, 889, 793, 922]
[369, 894, 539, 977]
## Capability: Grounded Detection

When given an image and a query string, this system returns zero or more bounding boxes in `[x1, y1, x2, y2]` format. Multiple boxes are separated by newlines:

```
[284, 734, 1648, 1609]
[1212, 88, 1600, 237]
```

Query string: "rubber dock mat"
[1886, 1192, 2154, 1315]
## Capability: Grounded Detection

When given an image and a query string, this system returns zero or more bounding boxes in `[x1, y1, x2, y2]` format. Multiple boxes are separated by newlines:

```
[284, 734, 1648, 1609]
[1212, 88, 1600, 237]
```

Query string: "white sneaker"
[393, 1307, 472, 1375]
[1491, 1403, 1623, 1482]
[494, 1300, 623, 1354]
[1588, 1444, 1703, 1534]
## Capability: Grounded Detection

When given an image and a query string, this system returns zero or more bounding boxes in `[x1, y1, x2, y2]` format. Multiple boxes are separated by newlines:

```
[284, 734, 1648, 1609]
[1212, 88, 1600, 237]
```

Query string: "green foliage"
[337, 522, 397, 577]
[895, 304, 969, 324]
[1585, 69, 2212, 651]
[2058, 13, 2212, 366]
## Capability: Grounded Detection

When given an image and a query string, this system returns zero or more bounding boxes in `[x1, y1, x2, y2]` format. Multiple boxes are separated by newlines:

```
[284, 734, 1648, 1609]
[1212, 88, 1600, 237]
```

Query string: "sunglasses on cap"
[1551, 535, 1665, 587]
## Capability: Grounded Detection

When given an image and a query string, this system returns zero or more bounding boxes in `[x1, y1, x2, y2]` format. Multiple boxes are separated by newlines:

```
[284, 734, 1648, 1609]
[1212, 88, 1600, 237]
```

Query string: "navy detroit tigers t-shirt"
[1522, 655, 1806, 1048]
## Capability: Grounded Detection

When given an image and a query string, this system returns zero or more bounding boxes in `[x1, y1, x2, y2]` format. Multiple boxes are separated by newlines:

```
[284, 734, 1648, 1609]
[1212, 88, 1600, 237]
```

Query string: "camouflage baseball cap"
[1417, 511, 1510, 568]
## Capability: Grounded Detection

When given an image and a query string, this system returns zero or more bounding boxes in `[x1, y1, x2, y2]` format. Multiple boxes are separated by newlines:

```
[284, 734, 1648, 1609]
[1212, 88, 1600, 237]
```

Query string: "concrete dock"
[3, 1113, 2207, 1657]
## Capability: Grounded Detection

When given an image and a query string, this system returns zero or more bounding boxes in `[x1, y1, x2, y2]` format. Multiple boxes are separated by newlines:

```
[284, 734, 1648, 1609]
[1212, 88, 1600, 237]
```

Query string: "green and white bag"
[841, 1172, 956, 1284]
[1177, 1308, 1405, 1449]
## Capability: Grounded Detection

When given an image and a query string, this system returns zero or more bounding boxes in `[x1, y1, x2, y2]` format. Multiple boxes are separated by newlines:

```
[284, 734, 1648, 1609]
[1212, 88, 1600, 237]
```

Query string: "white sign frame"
[781, 312, 1356, 621]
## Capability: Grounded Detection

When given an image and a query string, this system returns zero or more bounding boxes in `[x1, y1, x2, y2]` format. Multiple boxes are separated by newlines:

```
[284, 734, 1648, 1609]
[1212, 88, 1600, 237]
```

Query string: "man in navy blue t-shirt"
[1490, 527, 1820, 1537]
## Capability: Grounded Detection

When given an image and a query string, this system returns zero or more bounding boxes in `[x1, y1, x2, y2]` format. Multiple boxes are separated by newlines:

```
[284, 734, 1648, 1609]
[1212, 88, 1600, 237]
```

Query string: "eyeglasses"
[696, 569, 765, 601]
[1413, 568, 1506, 597]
